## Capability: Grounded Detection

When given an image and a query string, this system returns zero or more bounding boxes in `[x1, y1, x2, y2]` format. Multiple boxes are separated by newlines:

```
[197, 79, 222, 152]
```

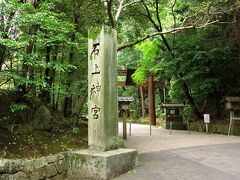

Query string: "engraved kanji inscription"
[90, 42, 100, 56]
[92, 64, 100, 75]
[92, 105, 101, 119]
[90, 82, 101, 99]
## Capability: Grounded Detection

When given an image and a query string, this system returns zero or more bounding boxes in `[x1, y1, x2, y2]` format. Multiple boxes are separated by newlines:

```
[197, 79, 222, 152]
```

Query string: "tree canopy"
[0, 0, 240, 123]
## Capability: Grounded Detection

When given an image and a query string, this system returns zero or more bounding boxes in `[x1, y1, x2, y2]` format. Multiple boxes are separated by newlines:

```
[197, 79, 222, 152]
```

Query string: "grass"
[128, 117, 164, 127]
[189, 119, 240, 135]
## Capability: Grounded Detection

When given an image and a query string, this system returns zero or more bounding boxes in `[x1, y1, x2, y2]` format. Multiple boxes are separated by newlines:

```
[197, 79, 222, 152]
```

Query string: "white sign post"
[204, 114, 210, 132]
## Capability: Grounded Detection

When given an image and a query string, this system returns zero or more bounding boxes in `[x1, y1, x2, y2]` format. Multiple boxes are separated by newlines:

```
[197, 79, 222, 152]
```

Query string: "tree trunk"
[148, 74, 156, 125]
[45, 46, 52, 101]
[45, 46, 52, 84]
[19, 43, 33, 94]
[0, 45, 6, 71]
[214, 88, 221, 119]
[63, 12, 79, 117]
[18, 0, 40, 94]
[140, 86, 146, 117]
[182, 81, 202, 119]
[236, 9, 240, 60]
[51, 46, 58, 109]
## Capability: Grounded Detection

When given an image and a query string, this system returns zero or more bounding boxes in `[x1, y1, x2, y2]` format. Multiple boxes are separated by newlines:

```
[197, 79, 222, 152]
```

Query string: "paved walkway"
[116, 123, 240, 180]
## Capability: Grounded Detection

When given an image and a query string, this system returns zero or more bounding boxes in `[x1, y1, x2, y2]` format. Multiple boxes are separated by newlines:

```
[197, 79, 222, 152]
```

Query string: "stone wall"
[0, 148, 138, 180]
[0, 153, 68, 180]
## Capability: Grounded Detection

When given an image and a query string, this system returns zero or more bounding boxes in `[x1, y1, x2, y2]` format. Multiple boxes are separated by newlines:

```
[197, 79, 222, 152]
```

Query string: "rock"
[22, 160, 34, 172]
[55, 159, 68, 174]
[57, 153, 65, 160]
[52, 172, 67, 180]
[33, 157, 48, 170]
[0, 153, 69, 180]
[0, 159, 23, 174]
[30, 167, 45, 180]
[47, 155, 57, 163]
[12, 171, 28, 180]
[45, 163, 58, 178]
[33, 105, 52, 131]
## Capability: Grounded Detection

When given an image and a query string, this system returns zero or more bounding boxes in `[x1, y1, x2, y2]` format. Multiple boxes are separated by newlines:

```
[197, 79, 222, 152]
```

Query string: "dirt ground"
[0, 120, 88, 159]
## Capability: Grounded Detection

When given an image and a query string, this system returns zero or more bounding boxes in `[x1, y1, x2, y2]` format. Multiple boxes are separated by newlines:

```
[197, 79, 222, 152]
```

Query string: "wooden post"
[228, 110, 235, 136]
[129, 120, 132, 136]
[150, 123, 152, 136]
[148, 74, 156, 125]
[187, 121, 190, 134]
[163, 88, 166, 103]
[170, 121, 172, 135]
[205, 123, 208, 133]
[231, 111, 235, 135]
[123, 111, 127, 140]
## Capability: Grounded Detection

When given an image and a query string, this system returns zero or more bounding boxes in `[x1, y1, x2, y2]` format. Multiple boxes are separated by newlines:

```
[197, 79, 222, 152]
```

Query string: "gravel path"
[115, 123, 240, 180]
[118, 123, 240, 154]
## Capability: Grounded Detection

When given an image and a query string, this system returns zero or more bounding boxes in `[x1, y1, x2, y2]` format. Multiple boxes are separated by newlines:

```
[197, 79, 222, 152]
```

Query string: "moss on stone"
[71, 154, 86, 164]
[88, 26, 102, 40]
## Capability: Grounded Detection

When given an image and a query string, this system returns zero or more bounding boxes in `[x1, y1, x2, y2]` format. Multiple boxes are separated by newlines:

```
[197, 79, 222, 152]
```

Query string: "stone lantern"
[118, 96, 134, 139]
[225, 97, 240, 111]
[161, 103, 184, 130]
[225, 97, 240, 135]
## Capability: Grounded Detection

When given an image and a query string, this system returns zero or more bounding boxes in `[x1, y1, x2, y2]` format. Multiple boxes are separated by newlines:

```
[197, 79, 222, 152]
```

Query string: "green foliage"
[118, 86, 142, 118]
[10, 103, 29, 113]
[189, 121, 233, 135]
[182, 104, 194, 122]
[132, 40, 160, 84]
[117, 0, 240, 120]
[138, 117, 150, 124]
[156, 106, 165, 119]
[136, 40, 159, 67]
[26, 134, 35, 145]
[0, 116, 9, 123]
[0, 0, 96, 119]
[1, 0, 240, 126]
[189, 121, 205, 132]
[72, 127, 80, 134]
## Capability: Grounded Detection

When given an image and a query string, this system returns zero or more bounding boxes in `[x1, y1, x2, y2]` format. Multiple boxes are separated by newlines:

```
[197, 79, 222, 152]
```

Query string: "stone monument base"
[165, 120, 185, 130]
[68, 148, 138, 180]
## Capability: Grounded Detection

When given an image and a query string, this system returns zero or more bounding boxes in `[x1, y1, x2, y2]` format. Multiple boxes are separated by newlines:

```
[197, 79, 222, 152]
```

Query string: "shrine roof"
[161, 103, 184, 108]
[225, 97, 240, 102]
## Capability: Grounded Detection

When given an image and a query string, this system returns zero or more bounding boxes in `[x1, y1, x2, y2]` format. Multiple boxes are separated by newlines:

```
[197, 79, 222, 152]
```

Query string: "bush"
[138, 117, 149, 124]
[189, 120, 240, 135]
[189, 121, 205, 132]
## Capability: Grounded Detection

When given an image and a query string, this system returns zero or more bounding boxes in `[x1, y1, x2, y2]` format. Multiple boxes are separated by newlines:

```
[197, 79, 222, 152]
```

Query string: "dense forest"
[0, 0, 240, 156]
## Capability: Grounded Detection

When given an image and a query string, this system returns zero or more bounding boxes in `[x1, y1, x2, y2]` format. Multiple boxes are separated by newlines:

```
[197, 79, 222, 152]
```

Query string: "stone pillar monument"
[68, 26, 137, 180]
[88, 26, 118, 151]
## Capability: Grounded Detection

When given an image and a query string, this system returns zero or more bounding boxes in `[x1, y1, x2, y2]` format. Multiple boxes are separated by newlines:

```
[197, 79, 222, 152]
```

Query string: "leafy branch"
[118, 19, 220, 51]
[115, 0, 141, 22]
[105, 0, 141, 28]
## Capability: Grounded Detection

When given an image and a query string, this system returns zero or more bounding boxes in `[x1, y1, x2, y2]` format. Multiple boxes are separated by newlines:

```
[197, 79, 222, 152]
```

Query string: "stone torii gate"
[118, 69, 165, 125]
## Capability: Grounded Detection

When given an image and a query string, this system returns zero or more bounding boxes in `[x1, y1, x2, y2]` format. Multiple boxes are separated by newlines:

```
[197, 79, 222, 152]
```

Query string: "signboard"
[170, 109, 176, 115]
[121, 104, 129, 110]
[204, 114, 210, 123]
